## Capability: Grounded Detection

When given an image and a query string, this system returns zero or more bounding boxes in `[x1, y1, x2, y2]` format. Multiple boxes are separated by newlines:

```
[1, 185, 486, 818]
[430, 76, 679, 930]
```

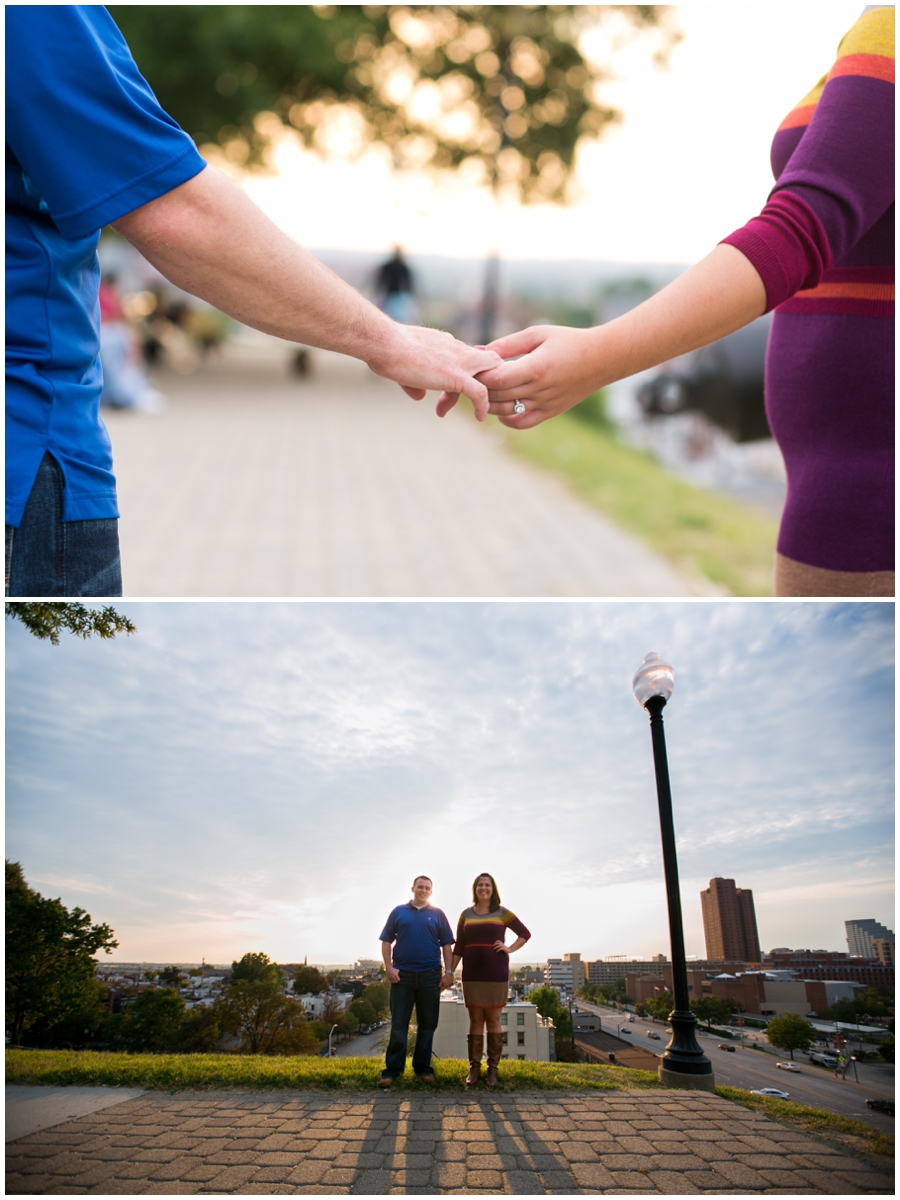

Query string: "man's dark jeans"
[6, 453, 122, 597]
[382, 968, 442, 1079]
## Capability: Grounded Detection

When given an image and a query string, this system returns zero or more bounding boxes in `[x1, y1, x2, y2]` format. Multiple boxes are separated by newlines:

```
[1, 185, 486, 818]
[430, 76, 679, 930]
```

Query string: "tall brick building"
[700, 877, 761, 962]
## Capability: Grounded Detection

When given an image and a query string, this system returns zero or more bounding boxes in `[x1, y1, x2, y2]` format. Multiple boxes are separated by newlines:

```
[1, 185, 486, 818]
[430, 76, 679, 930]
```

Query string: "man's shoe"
[417, 1072, 435, 1084]
[378, 1076, 395, 1089]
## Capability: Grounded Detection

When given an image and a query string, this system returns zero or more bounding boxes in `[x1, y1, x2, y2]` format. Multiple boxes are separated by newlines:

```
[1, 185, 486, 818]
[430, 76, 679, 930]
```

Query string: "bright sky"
[7, 602, 893, 967]
[240, 2, 866, 263]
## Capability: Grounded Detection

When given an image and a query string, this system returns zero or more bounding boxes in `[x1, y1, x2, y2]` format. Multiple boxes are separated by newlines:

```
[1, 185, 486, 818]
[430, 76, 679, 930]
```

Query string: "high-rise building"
[872, 939, 894, 969]
[846, 918, 894, 958]
[700, 877, 761, 962]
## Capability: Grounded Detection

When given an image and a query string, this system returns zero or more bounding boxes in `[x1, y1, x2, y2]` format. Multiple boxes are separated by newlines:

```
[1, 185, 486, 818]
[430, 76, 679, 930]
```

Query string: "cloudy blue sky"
[6, 602, 893, 968]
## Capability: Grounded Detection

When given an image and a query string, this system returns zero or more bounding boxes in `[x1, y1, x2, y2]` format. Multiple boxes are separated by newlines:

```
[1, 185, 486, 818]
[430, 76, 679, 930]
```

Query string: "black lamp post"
[633, 652, 715, 1092]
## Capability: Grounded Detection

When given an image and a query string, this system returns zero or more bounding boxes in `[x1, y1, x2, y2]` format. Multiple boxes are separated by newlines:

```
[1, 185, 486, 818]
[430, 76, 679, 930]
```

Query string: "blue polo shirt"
[380, 902, 455, 972]
[5, 6, 207, 526]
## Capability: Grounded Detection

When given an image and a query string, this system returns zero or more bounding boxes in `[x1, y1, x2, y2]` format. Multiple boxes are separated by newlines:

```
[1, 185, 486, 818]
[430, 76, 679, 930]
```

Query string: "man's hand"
[367, 326, 502, 421]
[474, 325, 603, 429]
[386, 964, 400, 984]
[440, 971, 454, 990]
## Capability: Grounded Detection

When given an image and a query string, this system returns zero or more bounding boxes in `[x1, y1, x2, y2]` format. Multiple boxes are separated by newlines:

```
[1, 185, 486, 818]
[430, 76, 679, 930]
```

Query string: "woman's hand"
[493, 940, 510, 955]
[476, 325, 605, 429]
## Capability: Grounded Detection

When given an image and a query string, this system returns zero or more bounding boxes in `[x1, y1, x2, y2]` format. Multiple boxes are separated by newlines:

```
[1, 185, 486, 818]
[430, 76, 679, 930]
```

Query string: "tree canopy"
[292, 965, 328, 996]
[230, 951, 286, 990]
[5, 603, 136, 645]
[108, 5, 676, 203]
[766, 1012, 816, 1060]
[689, 995, 740, 1030]
[6, 861, 118, 1046]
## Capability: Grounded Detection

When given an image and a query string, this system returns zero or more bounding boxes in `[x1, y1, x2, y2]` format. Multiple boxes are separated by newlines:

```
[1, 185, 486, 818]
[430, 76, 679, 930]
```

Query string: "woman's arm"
[476, 244, 765, 428]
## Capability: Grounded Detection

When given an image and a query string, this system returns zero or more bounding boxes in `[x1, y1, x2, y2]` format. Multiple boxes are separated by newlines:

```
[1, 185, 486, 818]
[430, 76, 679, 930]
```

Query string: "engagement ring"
[513, 400, 526, 415]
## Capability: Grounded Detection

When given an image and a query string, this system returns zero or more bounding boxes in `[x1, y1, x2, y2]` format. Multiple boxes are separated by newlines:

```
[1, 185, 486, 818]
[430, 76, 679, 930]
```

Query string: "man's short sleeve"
[5, 6, 207, 237]
[379, 908, 399, 944]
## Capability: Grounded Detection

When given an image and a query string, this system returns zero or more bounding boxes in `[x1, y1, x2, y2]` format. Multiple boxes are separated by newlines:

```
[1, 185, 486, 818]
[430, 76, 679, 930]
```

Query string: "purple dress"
[721, 7, 894, 577]
[455, 906, 531, 1008]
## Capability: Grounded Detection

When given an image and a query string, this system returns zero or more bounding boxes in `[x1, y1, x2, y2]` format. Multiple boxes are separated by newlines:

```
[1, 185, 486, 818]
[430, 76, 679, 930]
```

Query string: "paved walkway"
[104, 341, 706, 597]
[5, 1086, 892, 1195]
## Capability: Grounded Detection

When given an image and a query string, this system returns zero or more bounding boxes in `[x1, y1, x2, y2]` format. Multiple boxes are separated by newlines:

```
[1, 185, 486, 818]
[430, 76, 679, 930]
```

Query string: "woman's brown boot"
[465, 1034, 484, 1086]
[485, 1032, 503, 1089]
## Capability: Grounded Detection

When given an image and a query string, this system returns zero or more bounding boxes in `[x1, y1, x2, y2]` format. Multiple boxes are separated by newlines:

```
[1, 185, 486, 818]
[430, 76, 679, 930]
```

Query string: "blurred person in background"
[375, 245, 418, 325]
[472, 5, 894, 598]
[6, 6, 499, 597]
[98, 273, 166, 414]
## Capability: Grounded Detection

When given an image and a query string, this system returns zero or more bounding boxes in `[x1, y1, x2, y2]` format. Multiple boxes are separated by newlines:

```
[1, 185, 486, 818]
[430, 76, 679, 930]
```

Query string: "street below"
[576, 1001, 894, 1134]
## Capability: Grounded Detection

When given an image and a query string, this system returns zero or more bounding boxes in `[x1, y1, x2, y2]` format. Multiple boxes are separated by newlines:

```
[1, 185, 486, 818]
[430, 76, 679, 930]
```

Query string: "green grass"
[491, 404, 778, 596]
[717, 1085, 894, 1161]
[6, 1049, 660, 1093]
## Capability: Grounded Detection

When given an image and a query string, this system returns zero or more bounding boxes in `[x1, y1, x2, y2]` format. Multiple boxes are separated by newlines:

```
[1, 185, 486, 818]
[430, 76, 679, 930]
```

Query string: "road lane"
[576, 1001, 894, 1133]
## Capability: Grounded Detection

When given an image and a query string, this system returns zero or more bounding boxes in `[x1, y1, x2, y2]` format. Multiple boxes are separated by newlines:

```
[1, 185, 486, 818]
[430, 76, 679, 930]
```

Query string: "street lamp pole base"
[658, 1063, 717, 1092]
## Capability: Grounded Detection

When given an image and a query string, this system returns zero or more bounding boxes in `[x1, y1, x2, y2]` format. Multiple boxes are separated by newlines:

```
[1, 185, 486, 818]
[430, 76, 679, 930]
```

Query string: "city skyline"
[6, 602, 894, 964]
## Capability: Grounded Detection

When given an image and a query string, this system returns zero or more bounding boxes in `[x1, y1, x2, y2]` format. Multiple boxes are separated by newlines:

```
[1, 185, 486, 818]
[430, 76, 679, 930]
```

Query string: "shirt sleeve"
[504, 910, 531, 942]
[5, 5, 207, 238]
[379, 908, 398, 945]
[720, 7, 894, 311]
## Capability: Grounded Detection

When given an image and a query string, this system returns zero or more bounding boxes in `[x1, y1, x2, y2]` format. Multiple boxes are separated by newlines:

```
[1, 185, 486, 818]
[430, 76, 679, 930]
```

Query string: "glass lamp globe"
[632, 652, 675, 707]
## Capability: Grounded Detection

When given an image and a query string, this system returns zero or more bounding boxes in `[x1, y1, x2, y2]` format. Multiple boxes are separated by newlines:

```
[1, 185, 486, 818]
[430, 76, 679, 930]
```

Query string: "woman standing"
[452, 873, 530, 1088]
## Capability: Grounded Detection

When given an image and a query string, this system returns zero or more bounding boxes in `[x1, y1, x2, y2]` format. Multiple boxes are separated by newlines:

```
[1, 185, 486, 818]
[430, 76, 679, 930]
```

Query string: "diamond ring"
[513, 400, 526, 415]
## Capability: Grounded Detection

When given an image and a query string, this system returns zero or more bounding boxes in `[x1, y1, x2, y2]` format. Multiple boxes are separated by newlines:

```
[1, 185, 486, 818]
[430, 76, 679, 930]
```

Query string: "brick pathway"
[6, 1088, 892, 1195]
[103, 342, 705, 597]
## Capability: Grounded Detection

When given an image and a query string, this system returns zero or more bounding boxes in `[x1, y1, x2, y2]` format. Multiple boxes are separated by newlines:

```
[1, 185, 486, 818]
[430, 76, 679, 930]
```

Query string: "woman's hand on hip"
[493, 941, 510, 955]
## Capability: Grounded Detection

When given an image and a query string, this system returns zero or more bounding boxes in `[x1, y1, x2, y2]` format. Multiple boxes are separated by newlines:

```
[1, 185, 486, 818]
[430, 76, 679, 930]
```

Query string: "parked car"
[647, 1031, 661, 1040]
[866, 1098, 894, 1116]
[776, 1062, 800, 1072]
[718, 1044, 736, 1052]
[750, 1088, 790, 1099]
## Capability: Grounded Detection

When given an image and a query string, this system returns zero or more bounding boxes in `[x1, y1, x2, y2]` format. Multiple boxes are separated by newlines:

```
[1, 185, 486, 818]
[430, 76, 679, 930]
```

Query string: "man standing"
[5, 6, 500, 596]
[379, 875, 454, 1087]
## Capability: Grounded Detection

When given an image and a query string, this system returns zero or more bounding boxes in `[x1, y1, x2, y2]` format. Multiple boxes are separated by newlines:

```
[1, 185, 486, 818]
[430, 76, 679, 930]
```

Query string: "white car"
[776, 1062, 801, 1072]
[751, 1088, 790, 1099]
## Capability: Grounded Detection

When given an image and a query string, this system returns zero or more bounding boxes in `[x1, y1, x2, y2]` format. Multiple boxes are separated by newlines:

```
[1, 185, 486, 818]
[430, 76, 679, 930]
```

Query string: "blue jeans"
[5, 454, 122, 597]
[383, 968, 442, 1078]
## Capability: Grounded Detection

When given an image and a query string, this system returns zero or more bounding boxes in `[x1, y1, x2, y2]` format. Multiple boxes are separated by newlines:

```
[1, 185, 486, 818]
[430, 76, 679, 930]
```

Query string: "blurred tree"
[172, 1005, 220, 1053]
[5, 603, 136, 646]
[230, 951, 287, 989]
[292, 965, 329, 995]
[766, 1013, 816, 1060]
[349, 997, 377, 1026]
[527, 984, 564, 1022]
[644, 990, 674, 1020]
[158, 965, 183, 988]
[362, 980, 390, 1017]
[108, 5, 677, 205]
[6, 862, 118, 1046]
[878, 1037, 894, 1064]
[689, 995, 740, 1030]
[216, 979, 319, 1054]
[103, 987, 186, 1052]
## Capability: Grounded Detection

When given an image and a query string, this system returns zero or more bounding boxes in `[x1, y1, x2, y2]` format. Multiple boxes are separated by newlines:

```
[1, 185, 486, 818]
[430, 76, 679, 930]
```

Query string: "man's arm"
[111, 165, 501, 416]
[381, 940, 400, 984]
[440, 942, 454, 990]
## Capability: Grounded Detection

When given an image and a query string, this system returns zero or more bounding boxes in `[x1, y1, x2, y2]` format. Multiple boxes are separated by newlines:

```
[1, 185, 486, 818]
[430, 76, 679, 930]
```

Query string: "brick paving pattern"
[104, 344, 703, 597]
[6, 1088, 892, 1195]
